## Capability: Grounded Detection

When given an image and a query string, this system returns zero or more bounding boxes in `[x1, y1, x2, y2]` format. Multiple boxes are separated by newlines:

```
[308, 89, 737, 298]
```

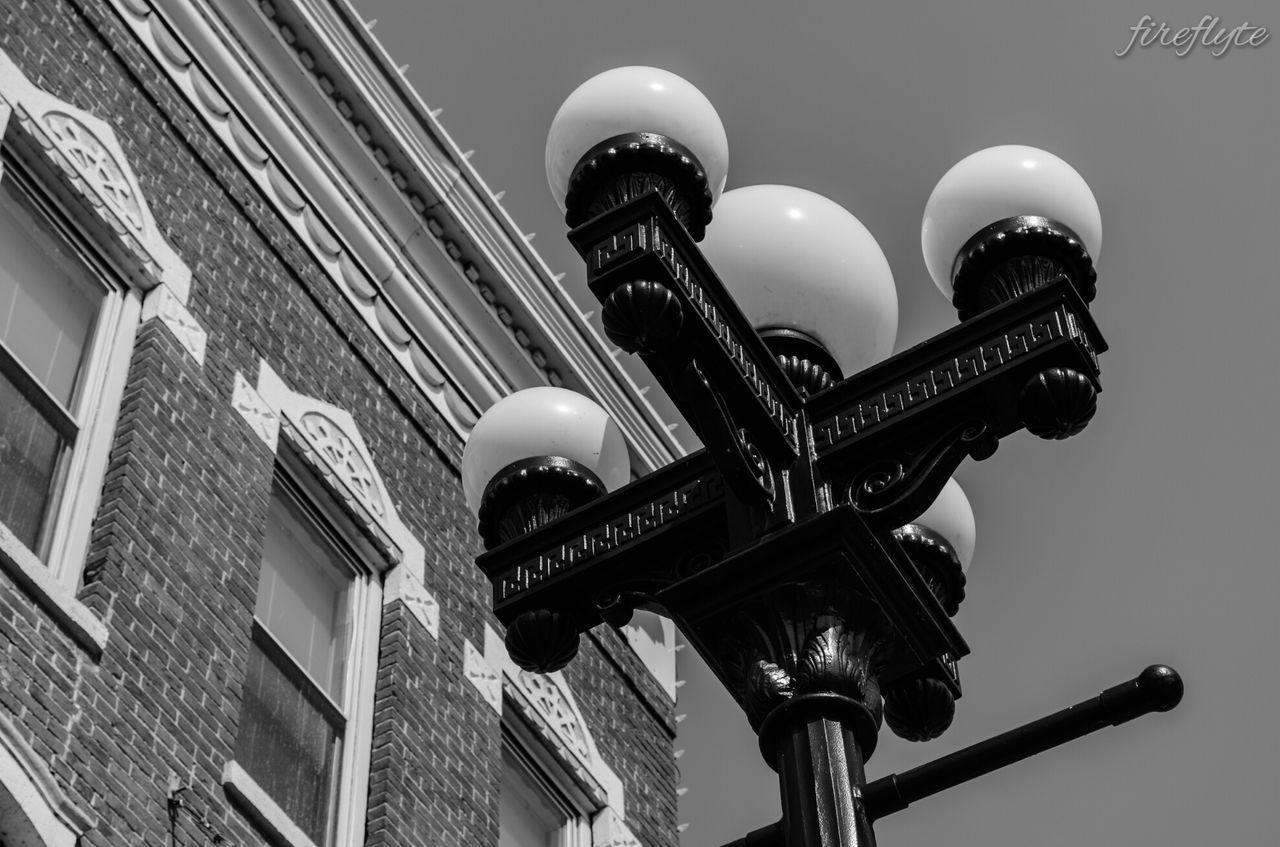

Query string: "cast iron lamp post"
[461, 67, 1182, 847]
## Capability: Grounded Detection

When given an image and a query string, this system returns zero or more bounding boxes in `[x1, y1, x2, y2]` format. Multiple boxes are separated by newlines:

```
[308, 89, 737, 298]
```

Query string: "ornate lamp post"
[461, 67, 1182, 847]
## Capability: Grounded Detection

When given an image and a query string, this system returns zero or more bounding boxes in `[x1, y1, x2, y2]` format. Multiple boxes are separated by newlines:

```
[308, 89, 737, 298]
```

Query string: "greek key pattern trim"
[496, 474, 724, 601]
[590, 220, 798, 450]
[814, 308, 1078, 451]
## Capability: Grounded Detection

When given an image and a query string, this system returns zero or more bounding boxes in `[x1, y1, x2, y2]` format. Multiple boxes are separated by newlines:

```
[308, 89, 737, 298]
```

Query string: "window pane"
[256, 487, 351, 699]
[0, 178, 101, 407]
[0, 373, 67, 553]
[236, 640, 342, 847]
[499, 749, 569, 847]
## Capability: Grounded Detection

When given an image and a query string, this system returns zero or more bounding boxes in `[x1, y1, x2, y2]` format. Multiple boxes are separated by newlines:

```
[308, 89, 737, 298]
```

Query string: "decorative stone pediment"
[236, 361, 437, 636]
[484, 625, 626, 816]
[256, 363, 405, 566]
[0, 50, 190, 302]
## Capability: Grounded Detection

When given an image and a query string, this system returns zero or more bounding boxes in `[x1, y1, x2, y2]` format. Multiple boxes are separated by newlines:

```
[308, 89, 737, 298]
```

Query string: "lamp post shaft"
[773, 715, 876, 847]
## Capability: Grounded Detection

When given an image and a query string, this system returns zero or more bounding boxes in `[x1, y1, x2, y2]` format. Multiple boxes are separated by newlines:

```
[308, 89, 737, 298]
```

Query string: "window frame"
[0, 155, 141, 587]
[499, 710, 594, 847]
[230, 453, 383, 847]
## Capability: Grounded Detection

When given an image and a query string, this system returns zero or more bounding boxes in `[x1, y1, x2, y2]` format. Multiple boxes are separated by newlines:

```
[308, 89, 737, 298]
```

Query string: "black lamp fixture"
[460, 67, 1181, 847]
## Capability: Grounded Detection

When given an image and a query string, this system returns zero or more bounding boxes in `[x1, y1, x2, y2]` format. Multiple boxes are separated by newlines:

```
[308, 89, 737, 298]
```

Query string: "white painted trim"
[120, 0, 686, 471]
[141, 283, 207, 365]
[464, 638, 502, 714]
[0, 711, 97, 847]
[0, 51, 190, 300]
[0, 516, 109, 658]
[592, 807, 644, 847]
[114, 0, 487, 440]
[222, 760, 319, 847]
[0, 43, 193, 600]
[383, 563, 438, 639]
[231, 371, 280, 453]
[255, 360, 426, 581]
[0, 142, 147, 603]
[227, 363, 439, 845]
[485, 624, 627, 820]
[45, 292, 142, 591]
[333, 564, 381, 847]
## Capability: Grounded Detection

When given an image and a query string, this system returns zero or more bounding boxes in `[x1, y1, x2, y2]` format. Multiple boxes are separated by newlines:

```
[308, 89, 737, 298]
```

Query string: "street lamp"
[462, 66, 1182, 847]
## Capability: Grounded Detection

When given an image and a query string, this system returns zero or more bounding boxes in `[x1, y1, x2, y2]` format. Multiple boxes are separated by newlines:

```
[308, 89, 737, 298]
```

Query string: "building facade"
[0, 0, 683, 845]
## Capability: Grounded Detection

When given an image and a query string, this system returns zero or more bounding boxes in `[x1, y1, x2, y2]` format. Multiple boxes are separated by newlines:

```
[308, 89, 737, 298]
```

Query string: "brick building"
[0, 1, 684, 845]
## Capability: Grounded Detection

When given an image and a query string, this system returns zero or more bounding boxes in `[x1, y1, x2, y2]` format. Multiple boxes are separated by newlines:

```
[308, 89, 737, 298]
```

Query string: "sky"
[355, 1, 1278, 844]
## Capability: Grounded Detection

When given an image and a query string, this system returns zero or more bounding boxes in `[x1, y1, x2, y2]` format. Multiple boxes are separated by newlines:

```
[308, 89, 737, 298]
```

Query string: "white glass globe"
[698, 185, 898, 377]
[921, 145, 1102, 298]
[545, 66, 730, 213]
[913, 478, 977, 573]
[461, 387, 630, 517]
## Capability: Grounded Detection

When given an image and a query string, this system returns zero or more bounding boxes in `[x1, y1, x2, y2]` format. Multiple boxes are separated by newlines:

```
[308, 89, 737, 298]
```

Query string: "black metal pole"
[717, 665, 1183, 847]
[775, 716, 875, 847]
[757, 692, 881, 847]
[862, 664, 1183, 819]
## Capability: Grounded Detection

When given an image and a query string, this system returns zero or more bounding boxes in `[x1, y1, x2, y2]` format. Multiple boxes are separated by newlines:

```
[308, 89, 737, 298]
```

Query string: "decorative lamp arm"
[714, 665, 1184, 847]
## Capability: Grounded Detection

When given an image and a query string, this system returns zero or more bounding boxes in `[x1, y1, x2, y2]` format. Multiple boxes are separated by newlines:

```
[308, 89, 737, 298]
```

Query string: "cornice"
[117, 0, 684, 472]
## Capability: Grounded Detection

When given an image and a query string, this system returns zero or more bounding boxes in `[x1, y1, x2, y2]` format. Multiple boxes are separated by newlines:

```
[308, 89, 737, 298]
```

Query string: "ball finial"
[461, 387, 630, 527]
[921, 145, 1102, 303]
[700, 185, 898, 383]
[546, 66, 729, 223]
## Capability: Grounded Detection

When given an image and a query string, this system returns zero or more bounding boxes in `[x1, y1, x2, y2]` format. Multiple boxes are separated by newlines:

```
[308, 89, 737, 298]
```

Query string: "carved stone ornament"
[231, 372, 279, 452]
[389, 569, 440, 640]
[44, 112, 144, 231]
[255, 362, 430, 580]
[484, 624, 627, 814]
[141, 284, 207, 365]
[592, 808, 642, 847]
[463, 639, 502, 713]
[515, 670, 593, 762]
[0, 51, 191, 300]
[298, 412, 386, 519]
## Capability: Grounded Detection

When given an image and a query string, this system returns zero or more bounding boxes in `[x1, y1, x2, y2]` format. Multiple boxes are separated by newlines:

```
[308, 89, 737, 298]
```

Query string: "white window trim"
[0, 711, 97, 847]
[474, 625, 646, 847]
[501, 718, 594, 847]
[225, 363, 435, 847]
[225, 452, 384, 847]
[222, 760, 320, 847]
[0, 166, 144, 587]
[0, 48, 193, 654]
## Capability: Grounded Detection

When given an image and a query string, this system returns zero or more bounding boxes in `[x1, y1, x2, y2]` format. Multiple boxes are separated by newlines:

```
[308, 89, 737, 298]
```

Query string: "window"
[0, 161, 136, 582]
[234, 475, 373, 847]
[499, 725, 591, 847]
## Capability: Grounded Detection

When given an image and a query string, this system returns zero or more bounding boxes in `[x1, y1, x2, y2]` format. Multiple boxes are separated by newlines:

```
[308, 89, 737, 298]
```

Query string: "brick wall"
[0, 0, 677, 845]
